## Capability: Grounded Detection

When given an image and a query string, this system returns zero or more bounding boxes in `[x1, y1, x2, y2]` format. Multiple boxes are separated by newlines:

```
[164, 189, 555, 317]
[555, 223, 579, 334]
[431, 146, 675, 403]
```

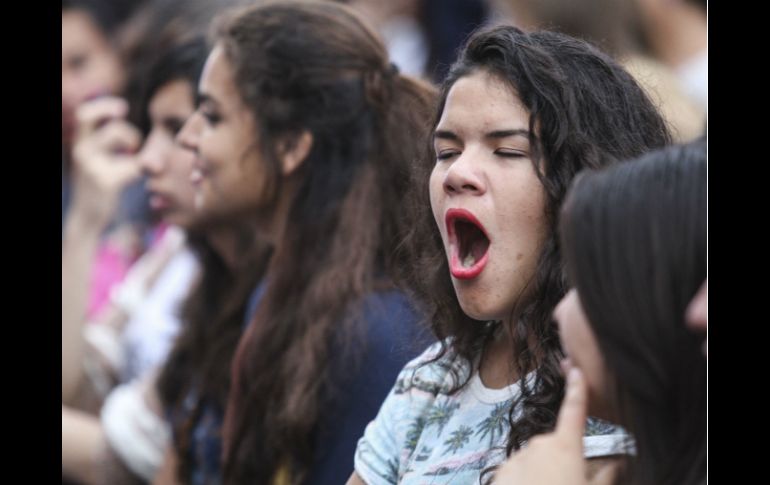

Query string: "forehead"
[437, 71, 530, 132]
[199, 45, 239, 102]
[62, 10, 108, 52]
[149, 80, 194, 116]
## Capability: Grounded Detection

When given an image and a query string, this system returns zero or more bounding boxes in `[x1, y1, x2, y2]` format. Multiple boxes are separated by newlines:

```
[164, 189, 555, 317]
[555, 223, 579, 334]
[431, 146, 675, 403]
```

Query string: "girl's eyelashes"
[163, 117, 186, 136]
[436, 150, 459, 161]
[201, 109, 221, 125]
[494, 148, 527, 158]
[435, 148, 527, 161]
[195, 97, 222, 126]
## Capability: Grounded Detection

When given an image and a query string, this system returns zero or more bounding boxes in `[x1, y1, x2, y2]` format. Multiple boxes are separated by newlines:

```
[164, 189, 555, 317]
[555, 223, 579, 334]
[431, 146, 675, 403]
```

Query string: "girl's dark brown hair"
[560, 140, 707, 485]
[400, 24, 672, 478]
[156, 231, 268, 484]
[215, 2, 437, 483]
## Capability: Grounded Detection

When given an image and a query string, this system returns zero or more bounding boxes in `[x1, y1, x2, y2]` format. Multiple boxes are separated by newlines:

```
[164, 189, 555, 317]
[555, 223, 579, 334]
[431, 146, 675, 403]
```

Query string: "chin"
[455, 294, 499, 322]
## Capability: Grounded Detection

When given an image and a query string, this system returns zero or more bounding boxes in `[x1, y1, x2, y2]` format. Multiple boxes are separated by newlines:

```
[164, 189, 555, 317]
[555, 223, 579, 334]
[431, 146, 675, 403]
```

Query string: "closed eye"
[163, 117, 186, 136]
[200, 109, 221, 126]
[436, 150, 460, 161]
[494, 148, 527, 158]
[68, 54, 88, 70]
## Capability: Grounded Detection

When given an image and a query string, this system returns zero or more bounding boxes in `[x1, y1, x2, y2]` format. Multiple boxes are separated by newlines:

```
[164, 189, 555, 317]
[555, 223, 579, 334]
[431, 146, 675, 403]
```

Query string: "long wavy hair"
[559, 140, 707, 485]
[400, 24, 673, 470]
[156, 231, 268, 484]
[215, 2, 437, 483]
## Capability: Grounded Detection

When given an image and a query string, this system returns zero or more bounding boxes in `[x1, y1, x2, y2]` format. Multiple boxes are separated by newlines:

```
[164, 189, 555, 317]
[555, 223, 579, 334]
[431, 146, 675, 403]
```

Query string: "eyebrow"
[195, 92, 219, 108]
[433, 128, 531, 142]
[485, 129, 530, 140]
[433, 130, 460, 142]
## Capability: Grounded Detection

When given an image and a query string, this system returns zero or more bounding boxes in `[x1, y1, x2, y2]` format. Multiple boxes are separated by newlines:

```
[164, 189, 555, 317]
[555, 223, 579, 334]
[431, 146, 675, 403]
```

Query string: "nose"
[137, 131, 166, 175]
[443, 153, 486, 196]
[176, 111, 203, 154]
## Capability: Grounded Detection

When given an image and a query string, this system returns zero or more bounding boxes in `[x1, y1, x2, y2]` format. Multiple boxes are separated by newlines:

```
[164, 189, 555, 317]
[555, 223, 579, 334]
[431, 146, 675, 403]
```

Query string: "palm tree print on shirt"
[442, 426, 473, 455]
[425, 401, 461, 437]
[405, 416, 428, 453]
[475, 399, 513, 446]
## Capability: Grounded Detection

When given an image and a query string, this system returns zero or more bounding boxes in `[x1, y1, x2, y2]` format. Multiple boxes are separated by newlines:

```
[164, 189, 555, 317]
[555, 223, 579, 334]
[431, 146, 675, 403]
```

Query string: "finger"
[92, 120, 143, 156]
[554, 367, 588, 444]
[74, 97, 129, 138]
[110, 158, 143, 184]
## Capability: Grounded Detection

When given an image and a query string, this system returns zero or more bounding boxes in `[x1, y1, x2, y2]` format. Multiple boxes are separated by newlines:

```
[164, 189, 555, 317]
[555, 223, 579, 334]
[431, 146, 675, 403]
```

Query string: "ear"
[280, 130, 313, 177]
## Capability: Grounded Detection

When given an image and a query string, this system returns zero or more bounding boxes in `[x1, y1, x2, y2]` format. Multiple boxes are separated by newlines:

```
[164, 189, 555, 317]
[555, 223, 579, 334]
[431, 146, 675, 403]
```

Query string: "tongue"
[471, 238, 488, 261]
[462, 238, 488, 267]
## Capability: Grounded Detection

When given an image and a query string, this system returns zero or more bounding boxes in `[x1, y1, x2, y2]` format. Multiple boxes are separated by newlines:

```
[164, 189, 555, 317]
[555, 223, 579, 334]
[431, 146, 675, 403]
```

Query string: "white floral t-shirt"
[354, 341, 628, 484]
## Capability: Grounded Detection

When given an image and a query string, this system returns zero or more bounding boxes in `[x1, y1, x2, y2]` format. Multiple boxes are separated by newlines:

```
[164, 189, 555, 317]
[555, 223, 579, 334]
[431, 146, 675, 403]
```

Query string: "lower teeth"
[463, 254, 475, 268]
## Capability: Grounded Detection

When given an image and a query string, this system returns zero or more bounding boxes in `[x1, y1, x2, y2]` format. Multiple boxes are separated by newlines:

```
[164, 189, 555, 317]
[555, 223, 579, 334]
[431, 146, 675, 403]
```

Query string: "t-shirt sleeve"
[353, 340, 445, 485]
[353, 364, 411, 485]
[582, 417, 635, 458]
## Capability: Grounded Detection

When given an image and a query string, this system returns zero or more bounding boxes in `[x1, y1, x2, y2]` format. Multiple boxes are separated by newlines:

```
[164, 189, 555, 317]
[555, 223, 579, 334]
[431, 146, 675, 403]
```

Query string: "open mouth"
[149, 192, 171, 211]
[190, 159, 209, 187]
[446, 208, 491, 279]
[190, 167, 204, 186]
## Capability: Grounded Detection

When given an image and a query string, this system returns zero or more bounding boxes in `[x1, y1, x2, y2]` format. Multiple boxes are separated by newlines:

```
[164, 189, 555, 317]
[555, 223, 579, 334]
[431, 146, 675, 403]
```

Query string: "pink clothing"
[87, 224, 167, 320]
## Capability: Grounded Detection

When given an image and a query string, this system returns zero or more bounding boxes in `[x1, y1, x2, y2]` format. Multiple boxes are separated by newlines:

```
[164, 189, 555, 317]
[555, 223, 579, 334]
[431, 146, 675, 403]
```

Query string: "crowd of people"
[62, 1, 707, 484]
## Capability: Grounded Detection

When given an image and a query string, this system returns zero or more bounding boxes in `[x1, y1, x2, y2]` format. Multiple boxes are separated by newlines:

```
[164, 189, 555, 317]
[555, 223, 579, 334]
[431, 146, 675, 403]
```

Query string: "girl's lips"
[445, 208, 491, 280]
[149, 193, 171, 211]
[190, 152, 209, 185]
[190, 167, 205, 186]
[450, 250, 489, 280]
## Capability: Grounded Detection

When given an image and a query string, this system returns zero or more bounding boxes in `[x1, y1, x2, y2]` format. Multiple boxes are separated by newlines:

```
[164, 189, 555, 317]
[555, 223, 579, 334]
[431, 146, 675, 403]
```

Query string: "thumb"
[554, 367, 588, 446]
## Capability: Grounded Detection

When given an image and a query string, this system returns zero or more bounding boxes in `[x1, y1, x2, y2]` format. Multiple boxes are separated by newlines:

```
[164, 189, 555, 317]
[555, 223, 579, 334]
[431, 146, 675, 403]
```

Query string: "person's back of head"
[559, 138, 707, 485]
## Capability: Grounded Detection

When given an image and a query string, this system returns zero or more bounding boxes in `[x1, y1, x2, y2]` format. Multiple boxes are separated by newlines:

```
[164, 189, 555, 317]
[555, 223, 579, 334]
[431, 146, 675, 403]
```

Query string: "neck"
[260, 175, 300, 246]
[206, 224, 252, 270]
[478, 317, 547, 389]
[478, 324, 518, 389]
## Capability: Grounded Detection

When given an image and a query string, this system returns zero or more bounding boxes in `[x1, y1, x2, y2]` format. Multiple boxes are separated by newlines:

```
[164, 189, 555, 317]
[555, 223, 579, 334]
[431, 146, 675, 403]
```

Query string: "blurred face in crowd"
[554, 289, 612, 419]
[137, 79, 200, 229]
[176, 44, 271, 223]
[62, 9, 125, 146]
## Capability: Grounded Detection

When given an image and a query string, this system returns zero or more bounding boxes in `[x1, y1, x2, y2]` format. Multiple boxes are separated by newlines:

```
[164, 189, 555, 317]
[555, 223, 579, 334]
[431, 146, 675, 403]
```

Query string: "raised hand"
[493, 366, 618, 485]
[70, 96, 143, 225]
